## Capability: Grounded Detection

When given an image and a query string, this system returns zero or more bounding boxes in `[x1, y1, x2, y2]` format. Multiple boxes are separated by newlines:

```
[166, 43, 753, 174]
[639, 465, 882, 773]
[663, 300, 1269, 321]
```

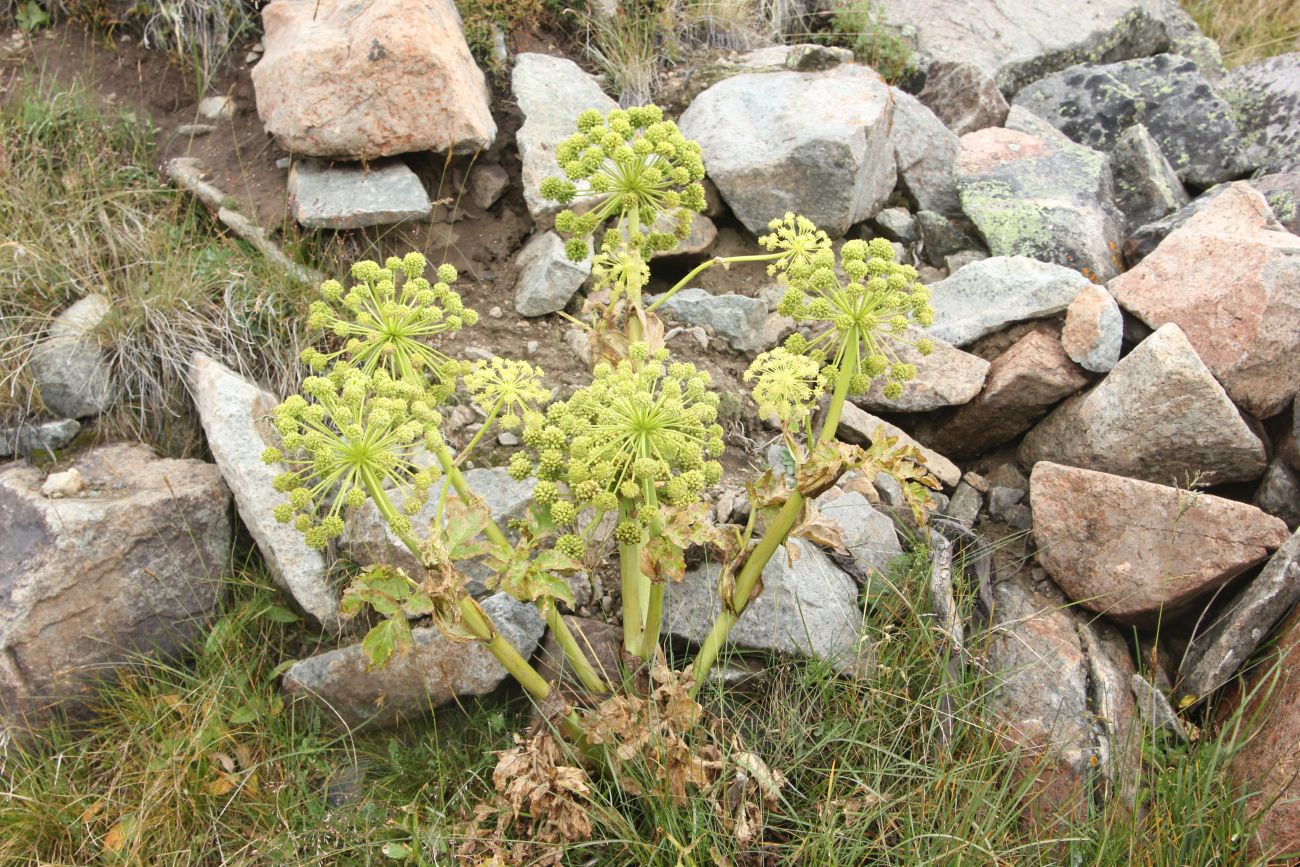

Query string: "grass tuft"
[1181, 0, 1300, 66]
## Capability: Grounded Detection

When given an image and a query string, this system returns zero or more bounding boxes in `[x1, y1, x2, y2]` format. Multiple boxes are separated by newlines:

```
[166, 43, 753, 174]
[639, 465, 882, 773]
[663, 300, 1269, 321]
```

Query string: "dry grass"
[1181, 0, 1300, 66]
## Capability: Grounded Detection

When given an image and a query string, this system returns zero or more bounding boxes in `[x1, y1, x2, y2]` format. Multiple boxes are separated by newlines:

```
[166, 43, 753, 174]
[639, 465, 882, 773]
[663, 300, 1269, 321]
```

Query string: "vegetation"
[809, 1, 913, 84]
[1181, 0, 1300, 66]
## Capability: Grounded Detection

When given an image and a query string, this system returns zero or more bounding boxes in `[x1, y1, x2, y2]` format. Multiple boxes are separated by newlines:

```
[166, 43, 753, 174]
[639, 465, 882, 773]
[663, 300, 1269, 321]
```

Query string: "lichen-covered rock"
[678, 65, 896, 236]
[1061, 283, 1124, 372]
[281, 593, 545, 729]
[1030, 461, 1288, 625]
[29, 294, 116, 419]
[513, 231, 592, 318]
[0, 444, 231, 730]
[252, 0, 495, 159]
[956, 127, 1124, 280]
[1109, 184, 1300, 419]
[1110, 123, 1190, 226]
[857, 330, 988, 413]
[288, 159, 431, 229]
[916, 60, 1009, 135]
[512, 54, 618, 221]
[926, 256, 1092, 346]
[1019, 324, 1269, 484]
[1013, 54, 1245, 187]
[1221, 53, 1300, 174]
[889, 88, 962, 218]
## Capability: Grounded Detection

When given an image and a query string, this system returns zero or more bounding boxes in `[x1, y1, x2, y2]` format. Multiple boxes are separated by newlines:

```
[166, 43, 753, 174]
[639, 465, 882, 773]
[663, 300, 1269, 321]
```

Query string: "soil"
[1, 21, 777, 485]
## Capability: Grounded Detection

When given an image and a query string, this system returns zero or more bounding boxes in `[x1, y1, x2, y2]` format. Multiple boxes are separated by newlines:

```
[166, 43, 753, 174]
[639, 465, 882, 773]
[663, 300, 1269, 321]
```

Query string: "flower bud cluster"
[539, 105, 707, 261]
[743, 347, 828, 428]
[262, 366, 444, 549]
[300, 252, 476, 399]
[508, 343, 725, 556]
[462, 357, 552, 431]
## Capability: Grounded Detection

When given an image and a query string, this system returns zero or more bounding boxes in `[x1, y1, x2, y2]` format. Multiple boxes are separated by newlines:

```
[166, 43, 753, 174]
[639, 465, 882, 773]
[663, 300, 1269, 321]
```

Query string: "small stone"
[496, 431, 520, 446]
[858, 329, 988, 413]
[564, 328, 592, 364]
[0, 419, 79, 458]
[29, 294, 117, 419]
[944, 250, 987, 273]
[40, 468, 85, 499]
[943, 481, 982, 528]
[1004, 503, 1033, 531]
[926, 256, 1091, 347]
[525, 340, 539, 354]
[916, 60, 1009, 135]
[488, 306, 503, 319]
[986, 462, 1028, 492]
[650, 212, 717, 259]
[468, 164, 509, 210]
[654, 288, 767, 353]
[835, 402, 961, 488]
[1255, 459, 1300, 529]
[176, 123, 215, 137]
[1030, 461, 1288, 625]
[872, 207, 918, 244]
[962, 471, 990, 493]
[1060, 283, 1123, 373]
[1131, 674, 1187, 741]
[244, 51, 260, 65]
[987, 486, 1024, 521]
[288, 159, 431, 230]
[915, 210, 978, 268]
[197, 95, 234, 120]
[1110, 123, 1191, 226]
[816, 490, 904, 588]
[513, 232, 592, 318]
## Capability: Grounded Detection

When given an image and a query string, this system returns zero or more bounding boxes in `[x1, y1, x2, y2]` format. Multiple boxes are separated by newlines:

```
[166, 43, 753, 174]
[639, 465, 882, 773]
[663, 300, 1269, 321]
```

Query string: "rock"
[281, 593, 545, 729]
[1221, 54, 1300, 174]
[890, 88, 962, 218]
[288, 159, 431, 229]
[39, 467, 85, 498]
[664, 539, 870, 676]
[956, 127, 1124, 280]
[469, 164, 509, 211]
[176, 123, 215, 137]
[1131, 673, 1187, 741]
[342, 467, 539, 599]
[654, 288, 767, 353]
[1112, 184, 1300, 419]
[871, 207, 918, 244]
[874, 0, 1171, 96]
[916, 60, 1009, 135]
[835, 402, 961, 488]
[926, 256, 1091, 346]
[650, 212, 717, 259]
[1227, 602, 1300, 859]
[1032, 462, 1288, 623]
[1012, 54, 1245, 187]
[0, 419, 79, 458]
[252, 0, 493, 159]
[914, 210, 978, 268]
[1255, 460, 1300, 528]
[189, 354, 337, 630]
[944, 250, 987, 273]
[29, 294, 117, 418]
[857, 330, 988, 413]
[1110, 123, 1190, 226]
[816, 490, 904, 588]
[1020, 324, 1268, 484]
[513, 232, 592, 318]
[0, 444, 231, 728]
[987, 486, 1025, 521]
[535, 615, 622, 691]
[1157, 0, 1225, 81]
[1177, 527, 1300, 706]
[512, 53, 617, 221]
[1061, 283, 1123, 373]
[942, 481, 982, 528]
[197, 95, 234, 120]
[925, 328, 1090, 459]
[678, 64, 896, 236]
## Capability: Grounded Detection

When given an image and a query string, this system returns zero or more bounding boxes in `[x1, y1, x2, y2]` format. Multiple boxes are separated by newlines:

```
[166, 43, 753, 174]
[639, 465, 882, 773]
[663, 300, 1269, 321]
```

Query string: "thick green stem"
[547, 606, 611, 694]
[433, 441, 509, 549]
[640, 583, 665, 663]
[644, 252, 782, 314]
[619, 501, 645, 655]
[688, 354, 857, 695]
[455, 400, 501, 465]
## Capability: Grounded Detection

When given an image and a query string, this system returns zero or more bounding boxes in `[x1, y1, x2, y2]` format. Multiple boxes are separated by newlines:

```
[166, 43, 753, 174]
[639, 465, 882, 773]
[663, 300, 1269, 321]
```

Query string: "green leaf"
[360, 617, 412, 670]
[257, 603, 301, 624]
[441, 495, 495, 561]
[380, 841, 413, 859]
[229, 701, 263, 725]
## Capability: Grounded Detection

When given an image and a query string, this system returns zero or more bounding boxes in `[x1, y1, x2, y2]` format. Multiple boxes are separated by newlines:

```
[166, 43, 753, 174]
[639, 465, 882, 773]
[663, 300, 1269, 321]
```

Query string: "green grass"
[0, 79, 312, 456]
[1181, 0, 1300, 66]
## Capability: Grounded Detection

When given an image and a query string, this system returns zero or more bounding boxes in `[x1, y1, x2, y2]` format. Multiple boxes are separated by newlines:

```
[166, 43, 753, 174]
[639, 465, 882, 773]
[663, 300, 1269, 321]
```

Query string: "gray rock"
[987, 486, 1024, 520]
[342, 467, 540, 599]
[874, 0, 1171, 95]
[512, 53, 618, 221]
[926, 256, 1091, 346]
[915, 210, 979, 268]
[1013, 54, 1246, 187]
[281, 592, 545, 729]
[29, 294, 117, 418]
[857, 329, 989, 413]
[468, 164, 509, 210]
[1155, 0, 1225, 81]
[872, 207, 918, 244]
[664, 539, 871, 676]
[1110, 123, 1191, 226]
[956, 126, 1124, 279]
[1132, 673, 1187, 741]
[0, 444, 231, 729]
[890, 88, 963, 218]
[1004, 503, 1034, 531]
[0, 419, 79, 458]
[942, 481, 982, 528]
[835, 402, 961, 488]
[650, 212, 717, 259]
[655, 288, 767, 353]
[513, 231, 592, 317]
[1221, 54, 1300, 174]
[916, 60, 1009, 135]
[1061, 283, 1124, 373]
[176, 123, 215, 136]
[189, 354, 338, 630]
[1178, 528, 1300, 704]
[288, 159, 431, 229]
[730, 43, 856, 72]
[944, 250, 987, 272]
[197, 95, 234, 120]
[816, 491, 904, 587]
[1251, 172, 1300, 235]
[1255, 459, 1300, 529]
[679, 65, 896, 236]
[1019, 324, 1268, 484]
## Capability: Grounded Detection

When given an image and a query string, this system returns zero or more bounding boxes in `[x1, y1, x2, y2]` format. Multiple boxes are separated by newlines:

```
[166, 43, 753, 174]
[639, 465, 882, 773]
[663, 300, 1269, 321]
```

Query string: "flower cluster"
[540, 106, 707, 261]
[262, 367, 444, 548]
[508, 343, 724, 556]
[300, 253, 476, 400]
[762, 217, 934, 401]
[462, 357, 552, 431]
[743, 347, 828, 427]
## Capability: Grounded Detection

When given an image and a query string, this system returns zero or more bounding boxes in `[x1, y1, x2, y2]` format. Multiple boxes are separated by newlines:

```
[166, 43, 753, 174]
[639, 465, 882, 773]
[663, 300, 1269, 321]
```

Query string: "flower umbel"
[463, 357, 552, 431]
[743, 347, 828, 428]
[300, 253, 477, 399]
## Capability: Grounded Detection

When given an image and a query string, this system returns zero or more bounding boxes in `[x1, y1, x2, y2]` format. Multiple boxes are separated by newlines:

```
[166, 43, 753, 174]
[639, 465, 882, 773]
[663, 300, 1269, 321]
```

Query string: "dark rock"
[916, 60, 1009, 135]
[1221, 53, 1300, 174]
[915, 210, 979, 268]
[1110, 123, 1190, 226]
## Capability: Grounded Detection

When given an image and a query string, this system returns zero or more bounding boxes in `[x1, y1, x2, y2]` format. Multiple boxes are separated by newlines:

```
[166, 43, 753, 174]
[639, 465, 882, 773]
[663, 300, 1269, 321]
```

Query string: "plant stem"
[644, 252, 782, 314]
[455, 400, 501, 465]
[433, 441, 509, 549]
[547, 607, 612, 694]
[619, 499, 645, 656]
[688, 352, 857, 695]
[638, 488, 665, 663]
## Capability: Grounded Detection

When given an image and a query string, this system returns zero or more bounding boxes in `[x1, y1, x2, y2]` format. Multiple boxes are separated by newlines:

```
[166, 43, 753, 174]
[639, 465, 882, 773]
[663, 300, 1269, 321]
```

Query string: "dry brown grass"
[1182, 0, 1300, 66]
